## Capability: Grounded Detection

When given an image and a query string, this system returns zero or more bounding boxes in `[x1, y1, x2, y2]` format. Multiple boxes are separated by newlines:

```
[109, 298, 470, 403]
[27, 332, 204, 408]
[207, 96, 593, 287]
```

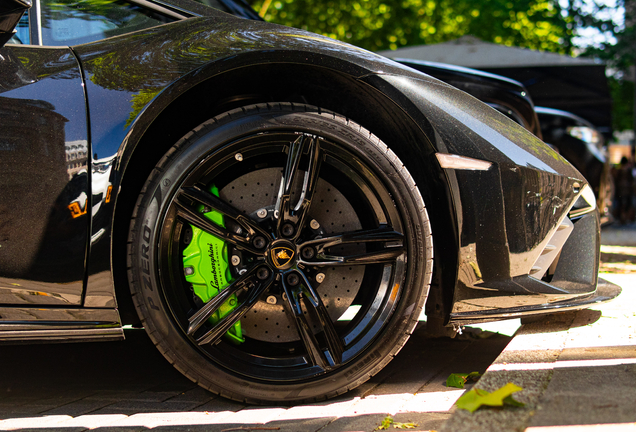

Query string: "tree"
[252, 0, 633, 131]
[251, 0, 575, 53]
[580, 0, 635, 131]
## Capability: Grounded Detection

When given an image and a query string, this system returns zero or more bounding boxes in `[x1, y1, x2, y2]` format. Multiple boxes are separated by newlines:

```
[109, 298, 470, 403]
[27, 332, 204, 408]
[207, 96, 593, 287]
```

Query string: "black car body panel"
[394, 58, 613, 227]
[536, 106, 613, 223]
[0, 0, 620, 403]
[0, 46, 89, 305]
[368, 74, 597, 316]
[0, 0, 30, 47]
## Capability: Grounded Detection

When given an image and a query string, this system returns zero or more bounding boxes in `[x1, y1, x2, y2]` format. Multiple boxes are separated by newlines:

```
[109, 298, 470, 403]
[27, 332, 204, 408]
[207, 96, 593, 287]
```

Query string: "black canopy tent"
[378, 36, 612, 134]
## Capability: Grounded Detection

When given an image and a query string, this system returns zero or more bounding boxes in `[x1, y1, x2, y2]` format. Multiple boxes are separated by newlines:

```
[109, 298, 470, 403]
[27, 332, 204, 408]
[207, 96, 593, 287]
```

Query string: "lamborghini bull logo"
[271, 247, 295, 269]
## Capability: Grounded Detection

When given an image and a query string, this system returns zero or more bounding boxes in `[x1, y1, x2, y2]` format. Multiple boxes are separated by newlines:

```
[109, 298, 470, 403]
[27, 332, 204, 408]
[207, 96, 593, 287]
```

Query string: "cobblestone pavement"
[0, 322, 511, 431]
[440, 272, 636, 432]
[0, 226, 633, 431]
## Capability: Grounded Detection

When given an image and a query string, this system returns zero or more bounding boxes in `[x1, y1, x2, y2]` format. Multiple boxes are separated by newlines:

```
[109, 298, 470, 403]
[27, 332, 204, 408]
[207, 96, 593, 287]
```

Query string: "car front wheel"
[127, 103, 433, 404]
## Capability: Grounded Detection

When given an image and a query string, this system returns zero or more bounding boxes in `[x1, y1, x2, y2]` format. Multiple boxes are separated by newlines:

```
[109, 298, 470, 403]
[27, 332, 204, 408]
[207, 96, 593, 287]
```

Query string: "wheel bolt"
[253, 236, 266, 249]
[282, 223, 295, 237]
[257, 208, 268, 219]
[286, 272, 300, 286]
[231, 255, 240, 266]
[315, 273, 325, 283]
[301, 247, 315, 260]
[310, 219, 320, 230]
[256, 267, 270, 280]
[266, 295, 277, 305]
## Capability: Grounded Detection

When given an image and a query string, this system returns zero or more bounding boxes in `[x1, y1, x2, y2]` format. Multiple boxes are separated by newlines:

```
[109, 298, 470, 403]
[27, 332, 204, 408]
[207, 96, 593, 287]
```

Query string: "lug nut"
[315, 273, 325, 283]
[266, 295, 277, 305]
[257, 208, 268, 219]
[253, 236, 266, 249]
[286, 272, 300, 286]
[301, 247, 315, 260]
[256, 267, 270, 280]
[231, 255, 240, 266]
[310, 219, 320, 230]
[282, 223, 295, 237]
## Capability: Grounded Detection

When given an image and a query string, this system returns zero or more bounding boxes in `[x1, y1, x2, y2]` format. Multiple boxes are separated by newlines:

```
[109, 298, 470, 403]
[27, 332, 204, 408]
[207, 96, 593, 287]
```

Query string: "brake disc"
[219, 168, 364, 343]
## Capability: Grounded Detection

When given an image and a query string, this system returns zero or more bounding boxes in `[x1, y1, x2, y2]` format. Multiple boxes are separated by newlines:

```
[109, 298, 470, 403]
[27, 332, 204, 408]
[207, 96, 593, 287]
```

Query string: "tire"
[127, 103, 433, 404]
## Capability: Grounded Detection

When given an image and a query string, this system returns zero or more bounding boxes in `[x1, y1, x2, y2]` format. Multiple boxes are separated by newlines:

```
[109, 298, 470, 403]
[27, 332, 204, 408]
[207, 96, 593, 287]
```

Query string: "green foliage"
[455, 382, 525, 413]
[377, 415, 393, 430]
[393, 421, 418, 429]
[580, 1, 634, 130]
[446, 371, 482, 388]
[376, 415, 418, 429]
[609, 77, 635, 131]
[250, 0, 574, 53]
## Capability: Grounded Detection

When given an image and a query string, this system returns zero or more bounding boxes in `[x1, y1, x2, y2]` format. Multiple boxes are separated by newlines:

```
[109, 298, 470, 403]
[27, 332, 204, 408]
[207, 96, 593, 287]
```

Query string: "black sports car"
[0, 0, 620, 404]
[536, 107, 614, 225]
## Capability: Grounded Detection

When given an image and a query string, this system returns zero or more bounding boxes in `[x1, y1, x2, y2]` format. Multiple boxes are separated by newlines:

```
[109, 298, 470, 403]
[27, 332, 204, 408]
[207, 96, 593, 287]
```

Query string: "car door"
[0, 0, 186, 308]
[0, 8, 90, 306]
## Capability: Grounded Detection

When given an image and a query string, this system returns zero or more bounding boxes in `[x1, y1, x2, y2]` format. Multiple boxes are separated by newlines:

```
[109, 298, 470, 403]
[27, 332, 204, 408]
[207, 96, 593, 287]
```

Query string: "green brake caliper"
[182, 185, 244, 344]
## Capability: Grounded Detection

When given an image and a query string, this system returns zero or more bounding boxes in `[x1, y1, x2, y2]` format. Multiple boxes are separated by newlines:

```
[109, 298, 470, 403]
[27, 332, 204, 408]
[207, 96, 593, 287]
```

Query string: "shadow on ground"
[0, 324, 512, 431]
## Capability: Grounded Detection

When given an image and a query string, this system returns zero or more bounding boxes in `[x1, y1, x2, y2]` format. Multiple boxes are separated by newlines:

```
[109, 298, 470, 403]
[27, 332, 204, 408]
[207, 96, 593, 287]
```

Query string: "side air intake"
[530, 217, 574, 279]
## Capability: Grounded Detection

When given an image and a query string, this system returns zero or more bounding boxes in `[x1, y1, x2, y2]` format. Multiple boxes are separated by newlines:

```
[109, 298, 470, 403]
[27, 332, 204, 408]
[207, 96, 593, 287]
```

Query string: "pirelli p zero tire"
[127, 103, 433, 404]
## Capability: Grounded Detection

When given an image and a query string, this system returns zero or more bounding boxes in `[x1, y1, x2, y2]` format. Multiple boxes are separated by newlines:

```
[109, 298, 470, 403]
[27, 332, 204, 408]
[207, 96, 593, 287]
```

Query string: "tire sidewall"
[129, 106, 430, 403]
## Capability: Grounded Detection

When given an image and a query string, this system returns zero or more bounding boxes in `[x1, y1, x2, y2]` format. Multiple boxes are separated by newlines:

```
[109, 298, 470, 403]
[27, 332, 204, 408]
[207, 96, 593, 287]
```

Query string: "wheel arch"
[111, 61, 459, 326]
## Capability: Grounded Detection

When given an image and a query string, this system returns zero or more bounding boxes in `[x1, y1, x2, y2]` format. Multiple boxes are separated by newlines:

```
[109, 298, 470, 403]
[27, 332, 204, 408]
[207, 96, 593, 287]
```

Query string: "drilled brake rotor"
[218, 167, 365, 343]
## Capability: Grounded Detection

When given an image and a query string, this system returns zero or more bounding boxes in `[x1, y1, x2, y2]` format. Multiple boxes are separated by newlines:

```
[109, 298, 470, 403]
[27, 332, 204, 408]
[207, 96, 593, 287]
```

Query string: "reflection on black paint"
[0, 97, 68, 277]
[0, 45, 88, 305]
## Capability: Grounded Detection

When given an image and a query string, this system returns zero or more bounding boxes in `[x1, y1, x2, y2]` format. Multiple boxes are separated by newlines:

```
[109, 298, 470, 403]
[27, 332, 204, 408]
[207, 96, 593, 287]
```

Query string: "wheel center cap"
[269, 240, 296, 270]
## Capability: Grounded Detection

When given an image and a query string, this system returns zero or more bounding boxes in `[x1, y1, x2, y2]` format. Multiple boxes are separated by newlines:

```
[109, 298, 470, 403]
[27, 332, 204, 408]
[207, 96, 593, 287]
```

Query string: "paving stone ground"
[0, 321, 511, 431]
[0, 224, 634, 431]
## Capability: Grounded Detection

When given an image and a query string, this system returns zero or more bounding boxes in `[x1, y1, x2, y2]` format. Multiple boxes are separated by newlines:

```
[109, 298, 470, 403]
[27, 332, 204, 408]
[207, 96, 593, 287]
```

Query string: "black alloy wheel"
[127, 103, 433, 404]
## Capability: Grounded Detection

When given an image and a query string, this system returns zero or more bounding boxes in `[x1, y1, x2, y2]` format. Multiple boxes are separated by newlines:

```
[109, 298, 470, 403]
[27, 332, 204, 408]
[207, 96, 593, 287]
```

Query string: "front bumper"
[369, 74, 620, 322]
[450, 210, 621, 322]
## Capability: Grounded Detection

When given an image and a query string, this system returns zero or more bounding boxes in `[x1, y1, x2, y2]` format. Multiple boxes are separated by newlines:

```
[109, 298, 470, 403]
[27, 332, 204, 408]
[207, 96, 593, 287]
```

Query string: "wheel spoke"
[187, 265, 259, 335]
[298, 227, 405, 266]
[275, 134, 322, 240]
[176, 186, 270, 255]
[282, 271, 343, 369]
[192, 268, 275, 346]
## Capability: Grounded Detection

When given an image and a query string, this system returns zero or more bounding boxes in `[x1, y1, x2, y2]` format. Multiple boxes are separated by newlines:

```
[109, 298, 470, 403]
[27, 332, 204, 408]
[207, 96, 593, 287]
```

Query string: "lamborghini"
[0, 0, 620, 404]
